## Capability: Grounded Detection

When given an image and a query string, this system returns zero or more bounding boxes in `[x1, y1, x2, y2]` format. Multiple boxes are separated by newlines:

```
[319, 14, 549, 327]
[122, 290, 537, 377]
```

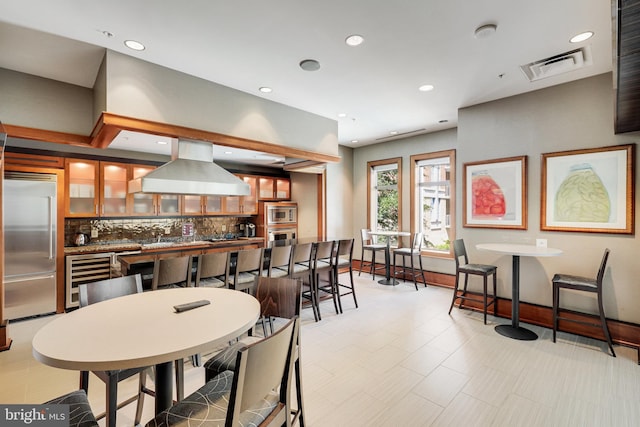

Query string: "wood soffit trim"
[93, 112, 341, 164]
[6, 113, 341, 165]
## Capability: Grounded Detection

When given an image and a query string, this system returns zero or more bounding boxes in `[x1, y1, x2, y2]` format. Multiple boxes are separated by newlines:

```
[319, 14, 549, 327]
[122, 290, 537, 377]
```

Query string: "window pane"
[369, 161, 400, 246]
[415, 154, 453, 254]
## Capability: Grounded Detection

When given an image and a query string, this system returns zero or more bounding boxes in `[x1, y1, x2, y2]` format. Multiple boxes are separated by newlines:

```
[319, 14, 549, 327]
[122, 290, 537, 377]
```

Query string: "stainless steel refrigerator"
[4, 171, 57, 320]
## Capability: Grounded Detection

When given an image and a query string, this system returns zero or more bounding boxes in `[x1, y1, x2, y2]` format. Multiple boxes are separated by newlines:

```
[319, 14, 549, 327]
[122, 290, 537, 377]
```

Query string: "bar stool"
[552, 248, 616, 357]
[358, 229, 386, 279]
[448, 239, 497, 324]
[392, 232, 426, 290]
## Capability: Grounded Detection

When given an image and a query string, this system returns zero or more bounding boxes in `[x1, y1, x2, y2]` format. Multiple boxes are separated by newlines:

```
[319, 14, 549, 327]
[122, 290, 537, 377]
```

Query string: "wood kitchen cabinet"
[131, 165, 181, 216]
[258, 176, 290, 200]
[66, 160, 180, 217]
[223, 175, 257, 215]
[66, 159, 100, 217]
[194, 175, 258, 216]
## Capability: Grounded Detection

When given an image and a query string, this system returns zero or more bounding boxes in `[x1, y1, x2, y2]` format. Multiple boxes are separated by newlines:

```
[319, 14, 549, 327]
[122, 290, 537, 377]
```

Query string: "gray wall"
[458, 72, 640, 324]
[104, 51, 339, 156]
[0, 68, 94, 134]
[326, 145, 354, 240]
[351, 72, 640, 325]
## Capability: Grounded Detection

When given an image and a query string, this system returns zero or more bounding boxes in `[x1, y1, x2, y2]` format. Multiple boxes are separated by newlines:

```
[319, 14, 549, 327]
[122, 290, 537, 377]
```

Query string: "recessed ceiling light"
[224, 151, 233, 155]
[418, 84, 434, 92]
[156, 140, 168, 145]
[474, 24, 497, 39]
[389, 131, 398, 136]
[345, 34, 364, 47]
[337, 113, 347, 118]
[124, 40, 145, 51]
[299, 59, 321, 71]
[259, 87, 272, 93]
[570, 31, 594, 43]
[351, 140, 359, 144]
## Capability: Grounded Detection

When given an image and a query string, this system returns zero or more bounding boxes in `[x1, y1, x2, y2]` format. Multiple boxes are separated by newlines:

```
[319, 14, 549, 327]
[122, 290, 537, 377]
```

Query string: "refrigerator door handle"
[48, 195, 54, 260]
[4, 273, 56, 284]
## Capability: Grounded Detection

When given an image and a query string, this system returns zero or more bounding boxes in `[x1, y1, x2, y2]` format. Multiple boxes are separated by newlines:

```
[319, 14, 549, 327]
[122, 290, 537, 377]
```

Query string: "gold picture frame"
[463, 155, 527, 230]
[541, 144, 635, 234]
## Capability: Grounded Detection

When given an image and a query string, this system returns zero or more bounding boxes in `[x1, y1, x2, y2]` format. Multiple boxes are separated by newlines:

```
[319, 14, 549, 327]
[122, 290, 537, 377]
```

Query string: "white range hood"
[128, 139, 251, 196]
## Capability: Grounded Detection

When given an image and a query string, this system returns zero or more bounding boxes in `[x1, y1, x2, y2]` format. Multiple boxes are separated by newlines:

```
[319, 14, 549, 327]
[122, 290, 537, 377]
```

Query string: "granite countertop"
[64, 237, 264, 255]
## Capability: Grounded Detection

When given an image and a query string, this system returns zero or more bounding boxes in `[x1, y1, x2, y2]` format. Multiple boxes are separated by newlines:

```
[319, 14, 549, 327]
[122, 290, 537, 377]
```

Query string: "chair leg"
[134, 371, 146, 426]
[492, 272, 497, 317]
[482, 275, 488, 325]
[552, 283, 559, 343]
[410, 254, 418, 291]
[448, 273, 460, 314]
[348, 266, 358, 309]
[371, 252, 376, 279]
[358, 249, 365, 276]
[418, 254, 426, 288]
[597, 294, 616, 357]
[294, 356, 306, 427]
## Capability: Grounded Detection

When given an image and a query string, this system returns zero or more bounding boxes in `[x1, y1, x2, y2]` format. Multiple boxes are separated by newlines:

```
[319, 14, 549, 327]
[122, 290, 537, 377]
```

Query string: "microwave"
[267, 204, 297, 225]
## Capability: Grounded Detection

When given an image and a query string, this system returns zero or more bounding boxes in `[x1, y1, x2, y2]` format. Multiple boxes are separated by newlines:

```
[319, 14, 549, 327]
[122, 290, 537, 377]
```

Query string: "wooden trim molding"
[4, 124, 91, 147]
[92, 112, 342, 164]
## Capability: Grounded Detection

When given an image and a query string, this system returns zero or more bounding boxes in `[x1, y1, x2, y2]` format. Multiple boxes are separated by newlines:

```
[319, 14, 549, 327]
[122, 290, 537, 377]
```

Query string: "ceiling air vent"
[520, 46, 592, 82]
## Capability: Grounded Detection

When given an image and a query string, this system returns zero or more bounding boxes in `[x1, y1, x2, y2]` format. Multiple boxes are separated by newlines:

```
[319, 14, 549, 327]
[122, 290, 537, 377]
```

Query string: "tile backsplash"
[65, 217, 254, 246]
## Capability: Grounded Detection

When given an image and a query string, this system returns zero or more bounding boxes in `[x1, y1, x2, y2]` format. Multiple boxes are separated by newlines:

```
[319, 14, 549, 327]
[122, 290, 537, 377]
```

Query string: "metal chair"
[448, 239, 497, 324]
[78, 274, 149, 427]
[358, 229, 386, 279]
[552, 248, 616, 357]
[392, 232, 427, 290]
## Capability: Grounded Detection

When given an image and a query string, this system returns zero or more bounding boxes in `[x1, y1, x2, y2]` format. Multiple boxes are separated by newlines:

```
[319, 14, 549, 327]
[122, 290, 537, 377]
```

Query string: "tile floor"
[1, 272, 639, 426]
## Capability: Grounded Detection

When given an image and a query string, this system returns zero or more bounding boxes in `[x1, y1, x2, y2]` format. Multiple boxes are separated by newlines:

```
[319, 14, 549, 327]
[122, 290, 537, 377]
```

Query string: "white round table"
[32, 287, 259, 415]
[368, 230, 411, 285]
[477, 243, 562, 340]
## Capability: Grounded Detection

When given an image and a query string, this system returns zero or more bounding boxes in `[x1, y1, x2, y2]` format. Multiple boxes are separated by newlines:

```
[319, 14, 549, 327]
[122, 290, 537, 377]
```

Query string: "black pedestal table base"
[495, 324, 538, 341]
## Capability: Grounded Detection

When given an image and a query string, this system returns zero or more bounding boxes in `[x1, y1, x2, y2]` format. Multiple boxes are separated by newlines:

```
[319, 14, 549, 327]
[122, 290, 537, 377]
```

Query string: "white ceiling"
[0, 0, 613, 153]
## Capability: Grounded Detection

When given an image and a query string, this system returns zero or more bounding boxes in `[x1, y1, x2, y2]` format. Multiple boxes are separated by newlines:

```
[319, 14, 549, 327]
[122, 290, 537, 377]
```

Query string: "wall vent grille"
[520, 46, 592, 82]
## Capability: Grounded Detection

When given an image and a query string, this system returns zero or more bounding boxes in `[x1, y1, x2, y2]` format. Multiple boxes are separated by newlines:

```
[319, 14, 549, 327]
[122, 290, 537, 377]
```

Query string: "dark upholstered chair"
[227, 248, 264, 292]
[44, 389, 99, 427]
[151, 255, 192, 290]
[392, 232, 427, 290]
[334, 238, 357, 312]
[358, 229, 386, 279]
[78, 274, 149, 427]
[448, 239, 497, 324]
[146, 316, 299, 427]
[203, 277, 305, 426]
[553, 248, 616, 357]
[195, 251, 229, 288]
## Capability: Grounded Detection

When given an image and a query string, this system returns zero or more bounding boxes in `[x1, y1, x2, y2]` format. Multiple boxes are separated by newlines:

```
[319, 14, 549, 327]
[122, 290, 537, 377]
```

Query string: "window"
[367, 158, 401, 246]
[411, 150, 455, 257]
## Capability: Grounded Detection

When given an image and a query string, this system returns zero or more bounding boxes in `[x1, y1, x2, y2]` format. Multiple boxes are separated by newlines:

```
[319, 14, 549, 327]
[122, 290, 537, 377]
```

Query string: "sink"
[141, 242, 175, 249]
